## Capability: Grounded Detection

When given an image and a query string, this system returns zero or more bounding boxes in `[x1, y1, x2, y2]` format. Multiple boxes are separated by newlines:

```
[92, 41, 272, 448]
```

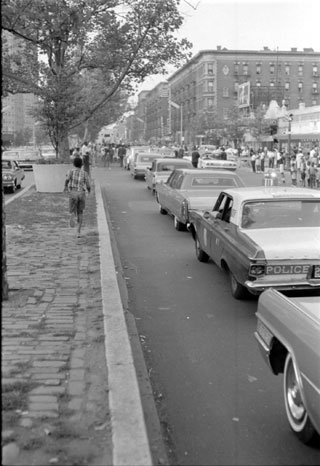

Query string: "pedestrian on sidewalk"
[64, 157, 91, 238]
[191, 145, 200, 168]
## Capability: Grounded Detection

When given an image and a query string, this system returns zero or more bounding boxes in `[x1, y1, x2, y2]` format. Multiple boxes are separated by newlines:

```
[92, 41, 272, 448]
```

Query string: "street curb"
[95, 180, 153, 466]
[4, 183, 34, 205]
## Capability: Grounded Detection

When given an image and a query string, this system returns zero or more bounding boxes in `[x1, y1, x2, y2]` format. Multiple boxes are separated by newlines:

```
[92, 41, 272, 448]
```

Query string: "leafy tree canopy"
[2, 0, 192, 156]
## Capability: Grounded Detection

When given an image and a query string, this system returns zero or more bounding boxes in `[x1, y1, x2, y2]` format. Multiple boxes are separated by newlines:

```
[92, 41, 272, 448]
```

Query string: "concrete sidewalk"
[2, 179, 153, 466]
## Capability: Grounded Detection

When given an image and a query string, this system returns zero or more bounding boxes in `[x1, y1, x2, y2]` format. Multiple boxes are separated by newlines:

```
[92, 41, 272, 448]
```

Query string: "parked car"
[2, 159, 25, 193]
[198, 152, 238, 171]
[145, 158, 193, 192]
[155, 168, 245, 231]
[125, 146, 151, 171]
[255, 288, 320, 444]
[130, 152, 162, 179]
[39, 145, 56, 159]
[3, 148, 41, 171]
[188, 186, 320, 299]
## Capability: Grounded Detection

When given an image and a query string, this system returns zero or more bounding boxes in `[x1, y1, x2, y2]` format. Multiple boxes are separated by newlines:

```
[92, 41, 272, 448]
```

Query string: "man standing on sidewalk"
[64, 157, 91, 238]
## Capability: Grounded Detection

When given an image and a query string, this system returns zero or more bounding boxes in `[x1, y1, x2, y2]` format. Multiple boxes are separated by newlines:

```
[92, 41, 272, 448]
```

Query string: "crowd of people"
[246, 145, 320, 188]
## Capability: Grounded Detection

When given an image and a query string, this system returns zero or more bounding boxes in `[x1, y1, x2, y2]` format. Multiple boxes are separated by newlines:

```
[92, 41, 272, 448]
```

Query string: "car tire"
[10, 182, 17, 193]
[158, 201, 167, 215]
[229, 271, 247, 300]
[283, 353, 318, 444]
[174, 215, 186, 231]
[195, 234, 209, 262]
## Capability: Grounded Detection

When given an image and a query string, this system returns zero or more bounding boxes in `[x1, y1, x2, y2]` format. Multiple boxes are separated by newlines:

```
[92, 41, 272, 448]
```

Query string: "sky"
[139, 0, 320, 91]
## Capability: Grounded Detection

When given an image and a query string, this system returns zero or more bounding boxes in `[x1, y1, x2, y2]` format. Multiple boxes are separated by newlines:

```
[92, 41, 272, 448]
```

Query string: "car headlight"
[3, 175, 13, 181]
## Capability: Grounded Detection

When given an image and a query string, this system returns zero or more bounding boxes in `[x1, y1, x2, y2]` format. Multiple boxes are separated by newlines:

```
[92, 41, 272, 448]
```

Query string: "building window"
[208, 63, 214, 75]
[270, 64, 275, 74]
[298, 65, 303, 76]
[256, 64, 261, 74]
[234, 64, 239, 74]
[222, 87, 229, 97]
[312, 83, 318, 94]
[298, 82, 303, 92]
[234, 82, 239, 92]
[207, 80, 214, 92]
[285, 82, 290, 90]
[313, 65, 318, 76]
[285, 65, 290, 75]
[243, 64, 248, 75]
[256, 81, 261, 87]
[223, 108, 229, 119]
[207, 98, 214, 108]
[270, 81, 275, 87]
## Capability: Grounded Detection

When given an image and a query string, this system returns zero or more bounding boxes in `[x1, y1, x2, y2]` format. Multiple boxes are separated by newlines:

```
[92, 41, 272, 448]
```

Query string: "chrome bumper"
[246, 278, 320, 292]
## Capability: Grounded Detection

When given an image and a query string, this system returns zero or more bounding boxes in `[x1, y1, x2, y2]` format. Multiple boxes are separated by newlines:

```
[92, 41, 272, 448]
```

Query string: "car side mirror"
[212, 211, 222, 219]
[203, 211, 211, 219]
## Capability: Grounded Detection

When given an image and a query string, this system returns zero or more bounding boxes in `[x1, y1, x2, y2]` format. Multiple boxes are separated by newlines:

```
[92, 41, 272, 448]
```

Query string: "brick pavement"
[2, 185, 113, 465]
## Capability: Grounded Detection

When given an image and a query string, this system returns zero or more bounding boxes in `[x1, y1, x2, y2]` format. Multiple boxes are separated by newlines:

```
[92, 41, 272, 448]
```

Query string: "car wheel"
[283, 353, 317, 444]
[229, 271, 247, 300]
[10, 182, 17, 193]
[195, 234, 209, 262]
[159, 204, 167, 215]
[173, 215, 186, 231]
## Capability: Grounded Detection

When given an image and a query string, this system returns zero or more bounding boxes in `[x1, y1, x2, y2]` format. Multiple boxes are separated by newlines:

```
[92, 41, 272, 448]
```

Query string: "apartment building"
[131, 46, 320, 146]
[2, 31, 38, 145]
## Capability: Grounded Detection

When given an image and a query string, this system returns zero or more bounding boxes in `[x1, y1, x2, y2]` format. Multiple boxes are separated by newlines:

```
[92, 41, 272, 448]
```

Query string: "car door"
[209, 193, 234, 265]
[167, 172, 185, 217]
[157, 171, 176, 208]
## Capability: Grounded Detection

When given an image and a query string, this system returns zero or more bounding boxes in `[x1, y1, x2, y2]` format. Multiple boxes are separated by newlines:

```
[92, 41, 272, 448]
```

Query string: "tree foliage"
[2, 0, 192, 157]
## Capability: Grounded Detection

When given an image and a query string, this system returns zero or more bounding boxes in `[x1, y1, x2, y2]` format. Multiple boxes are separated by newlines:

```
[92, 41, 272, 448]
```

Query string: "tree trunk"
[2, 189, 9, 300]
[58, 135, 70, 161]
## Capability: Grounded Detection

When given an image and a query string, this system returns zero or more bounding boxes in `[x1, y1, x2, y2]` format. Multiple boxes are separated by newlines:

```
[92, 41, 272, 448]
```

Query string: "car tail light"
[249, 264, 265, 277]
[181, 200, 189, 220]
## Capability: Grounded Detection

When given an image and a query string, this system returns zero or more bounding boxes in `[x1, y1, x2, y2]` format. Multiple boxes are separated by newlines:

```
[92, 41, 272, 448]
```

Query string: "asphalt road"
[95, 165, 320, 466]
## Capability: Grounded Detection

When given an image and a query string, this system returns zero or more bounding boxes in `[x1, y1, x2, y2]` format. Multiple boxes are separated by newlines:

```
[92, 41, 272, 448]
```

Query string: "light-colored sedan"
[155, 168, 245, 231]
[130, 153, 162, 179]
[145, 158, 192, 192]
[2, 159, 25, 193]
[189, 186, 320, 299]
[198, 152, 237, 170]
[255, 288, 320, 444]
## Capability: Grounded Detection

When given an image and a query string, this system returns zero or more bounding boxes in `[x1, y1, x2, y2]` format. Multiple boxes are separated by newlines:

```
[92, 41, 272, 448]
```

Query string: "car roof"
[175, 168, 240, 175]
[220, 186, 320, 201]
[155, 158, 191, 164]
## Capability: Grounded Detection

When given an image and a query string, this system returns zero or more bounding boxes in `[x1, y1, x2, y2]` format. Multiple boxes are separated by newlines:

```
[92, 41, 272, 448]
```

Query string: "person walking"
[64, 157, 91, 238]
[118, 144, 126, 168]
[191, 146, 200, 168]
[178, 146, 184, 158]
[309, 162, 317, 188]
[250, 150, 256, 173]
[71, 147, 81, 160]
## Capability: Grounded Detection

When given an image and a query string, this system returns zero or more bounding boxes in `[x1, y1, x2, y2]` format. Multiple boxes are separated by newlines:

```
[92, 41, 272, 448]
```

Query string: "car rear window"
[241, 200, 320, 228]
[158, 162, 190, 171]
[191, 177, 237, 188]
[137, 155, 157, 162]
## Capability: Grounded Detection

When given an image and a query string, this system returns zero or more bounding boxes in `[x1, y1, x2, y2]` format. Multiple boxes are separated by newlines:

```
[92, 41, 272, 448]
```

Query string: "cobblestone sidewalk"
[2, 186, 113, 465]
